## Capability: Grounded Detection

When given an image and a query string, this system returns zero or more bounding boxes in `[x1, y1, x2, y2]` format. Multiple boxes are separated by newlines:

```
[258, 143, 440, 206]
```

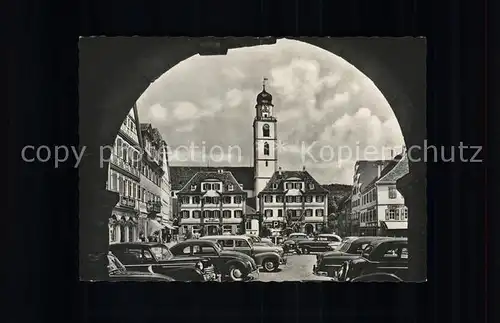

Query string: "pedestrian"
[139, 232, 146, 242]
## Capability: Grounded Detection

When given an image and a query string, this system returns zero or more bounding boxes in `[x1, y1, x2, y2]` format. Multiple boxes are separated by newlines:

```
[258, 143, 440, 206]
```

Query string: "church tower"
[253, 78, 278, 211]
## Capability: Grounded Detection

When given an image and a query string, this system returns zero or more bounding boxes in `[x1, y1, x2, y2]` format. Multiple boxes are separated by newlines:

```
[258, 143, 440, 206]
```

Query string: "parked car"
[335, 237, 409, 282]
[86, 251, 175, 282]
[314, 236, 387, 277]
[109, 242, 219, 282]
[200, 235, 286, 272]
[296, 234, 342, 254]
[282, 234, 309, 253]
[245, 234, 274, 246]
[269, 235, 285, 246]
[169, 239, 259, 282]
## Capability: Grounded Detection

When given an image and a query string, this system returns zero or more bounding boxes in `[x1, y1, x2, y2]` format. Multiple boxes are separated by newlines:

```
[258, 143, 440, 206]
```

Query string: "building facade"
[137, 123, 167, 239]
[176, 170, 247, 235]
[350, 152, 409, 237]
[257, 168, 329, 235]
[107, 106, 142, 243]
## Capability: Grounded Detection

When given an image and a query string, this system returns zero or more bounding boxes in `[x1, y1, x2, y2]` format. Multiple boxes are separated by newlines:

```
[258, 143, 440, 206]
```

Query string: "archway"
[79, 37, 426, 281]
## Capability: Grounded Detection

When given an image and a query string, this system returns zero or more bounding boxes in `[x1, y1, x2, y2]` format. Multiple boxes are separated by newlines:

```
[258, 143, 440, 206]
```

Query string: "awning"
[148, 219, 165, 234]
[381, 221, 407, 230]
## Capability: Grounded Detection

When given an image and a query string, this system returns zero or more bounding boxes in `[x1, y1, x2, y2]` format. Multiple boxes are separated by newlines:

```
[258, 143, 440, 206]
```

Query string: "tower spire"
[262, 77, 268, 91]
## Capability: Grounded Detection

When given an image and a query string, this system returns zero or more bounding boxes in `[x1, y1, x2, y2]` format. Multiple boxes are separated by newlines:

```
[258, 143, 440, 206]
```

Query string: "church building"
[171, 79, 328, 236]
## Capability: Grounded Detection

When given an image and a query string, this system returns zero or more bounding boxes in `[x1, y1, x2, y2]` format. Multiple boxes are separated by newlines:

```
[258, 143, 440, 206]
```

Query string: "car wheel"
[302, 247, 310, 254]
[262, 259, 279, 272]
[228, 265, 244, 282]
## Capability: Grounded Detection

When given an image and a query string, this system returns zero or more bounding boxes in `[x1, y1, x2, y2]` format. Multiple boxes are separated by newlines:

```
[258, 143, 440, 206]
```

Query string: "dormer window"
[308, 184, 314, 190]
[272, 183, 278, 189]
[239, 184, 244, 189]
[228, 184, 234, 191]
[190, 185, 196, 191]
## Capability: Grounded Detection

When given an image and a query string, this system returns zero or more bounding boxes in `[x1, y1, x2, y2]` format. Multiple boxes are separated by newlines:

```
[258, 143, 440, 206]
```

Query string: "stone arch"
[79, 37, 426, 281]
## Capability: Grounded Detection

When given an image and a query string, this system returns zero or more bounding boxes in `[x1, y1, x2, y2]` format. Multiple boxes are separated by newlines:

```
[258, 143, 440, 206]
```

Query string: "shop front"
[380, 221, 408, 237]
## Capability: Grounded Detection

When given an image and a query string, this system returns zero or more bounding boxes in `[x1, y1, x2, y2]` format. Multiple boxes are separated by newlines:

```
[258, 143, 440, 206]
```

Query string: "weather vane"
[263, 77, 268, 90]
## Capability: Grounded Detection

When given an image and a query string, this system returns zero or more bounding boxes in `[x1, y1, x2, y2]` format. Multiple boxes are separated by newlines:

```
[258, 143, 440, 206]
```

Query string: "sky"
[136, 39, 405, 185]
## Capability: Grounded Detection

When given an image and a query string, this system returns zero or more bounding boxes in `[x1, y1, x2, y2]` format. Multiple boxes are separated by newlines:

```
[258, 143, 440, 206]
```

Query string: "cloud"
[225, 89, 243, 108]
[173, 102, 199, 120]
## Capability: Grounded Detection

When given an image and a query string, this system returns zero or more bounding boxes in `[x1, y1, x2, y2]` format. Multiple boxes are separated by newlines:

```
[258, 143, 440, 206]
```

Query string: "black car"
[313, 236, 387, 277]
[282, 234, 309, 253]
[170, 240, 259, 282]
[296, 234, 342, 254]
[86, 251, 175, 282]
[335, 238, 409, 282]
[110, 242, 218, 282]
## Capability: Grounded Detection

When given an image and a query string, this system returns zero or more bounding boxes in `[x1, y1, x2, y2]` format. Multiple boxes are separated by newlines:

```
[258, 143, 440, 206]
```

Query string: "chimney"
[377, 163, 382, 178]
[302, 165, 306, 171]
[278, 167, 282, 175]
[390, 150, 394, 158]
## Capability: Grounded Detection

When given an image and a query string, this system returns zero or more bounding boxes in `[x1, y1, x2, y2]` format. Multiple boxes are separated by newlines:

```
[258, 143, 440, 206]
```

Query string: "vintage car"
[86, 251, 175, 282]
[169, 239, 259, 282]
[335, 237, 409, 282]
[200, 235, 286, 272]
[313, 236, 387, 277]
[109, 242, 218, 282]
[296, 234, 342, 254]
[282, 234, 310, 253]
[244, 234, 274, 246]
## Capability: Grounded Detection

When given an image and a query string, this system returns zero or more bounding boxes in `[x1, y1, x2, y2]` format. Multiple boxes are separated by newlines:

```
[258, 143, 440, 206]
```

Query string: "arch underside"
[79, 37, 426, 281]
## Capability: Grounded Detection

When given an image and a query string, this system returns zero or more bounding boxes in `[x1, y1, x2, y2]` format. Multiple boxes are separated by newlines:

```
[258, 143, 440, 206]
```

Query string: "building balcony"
[110, 154, 141, 179]
[147, 201, 162, 214]
[119, 196, 136, 209]
[119, 123, 139, 144]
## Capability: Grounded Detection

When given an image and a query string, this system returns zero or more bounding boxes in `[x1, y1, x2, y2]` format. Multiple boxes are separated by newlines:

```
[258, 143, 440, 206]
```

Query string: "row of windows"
[262, 195, 325, 203]
[122, 115, 137, 135]
[263, 209, 324, 217]
[189, 182, 240, 191]
[114, 137, 163, 186]
[182, 225, 237, 234]
[360, 208, 377, 223]
[353, 186, 399, 208]
[108, 170, 161, 204]
[179, 195, 243, 205]
[180, 210, 243, 219]
[386, 208, 408, 220]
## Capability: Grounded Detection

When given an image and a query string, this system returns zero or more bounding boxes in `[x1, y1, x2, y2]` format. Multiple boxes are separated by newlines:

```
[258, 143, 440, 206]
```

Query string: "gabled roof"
[244, 203, 257, 214]
[170, 166, 254, 191]
[258, 170, 329, 196]
[353, 160, 392, 192]
[176, 170, 246, 195]
[362, 154, 409, 192]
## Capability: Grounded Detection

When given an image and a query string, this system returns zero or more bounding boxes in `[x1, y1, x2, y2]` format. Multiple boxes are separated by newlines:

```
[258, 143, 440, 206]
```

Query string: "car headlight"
[195, 261, 204, 271]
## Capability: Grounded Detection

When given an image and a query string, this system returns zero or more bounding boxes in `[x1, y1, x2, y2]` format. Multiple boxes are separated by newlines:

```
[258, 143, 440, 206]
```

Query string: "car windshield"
[338, 241, 352, 252]
[150, 246, 173, 261]
[362, 244, 375, 257]
[213, 242, 223, 252]
[246, 238, 253, 247]
[107, 254, 126, 273]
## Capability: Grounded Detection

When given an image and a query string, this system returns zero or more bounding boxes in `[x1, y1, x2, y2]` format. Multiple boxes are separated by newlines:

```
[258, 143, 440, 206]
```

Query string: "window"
[264, 209, 273, 217]
[245, 221, 252, 229]
[316, 196, 324, 203]
[228, 184, 234, 191]
[278, 209, 283, 217]
[276, 195, 283, 203]
[150, 246, 172, 261]
[190, 185, 196, 191]
[286, 183, 293, 190]
[264, 195, 273, 203]
[223, 210, 231, 218]
[234, 210, 242, 218]
[286, 196, 294, 203]
[214, 183, 221, 191]
[272, 183, 278, 189]
[382, 246, 400, 260]
[213, 210, 221, 219]
[180, 246, 191, 255]
[265, 161, 268, 167]
[193, 210, 201, 219]
[386, 208, 396, 220]
[403, 207, 408, 220]
[219, 239, 234, 248]
[315, 209, 324, 217]
[263, 142, 270, 156]
[294, 196, 302, 203]
[192, 196, 200, 204]
[401, 247, 409, 259]
[308, 184, 314, 190]
[181, 211, 189, 219]
[293, 183, 302, 190]
[223, 196, 232, 204]
[235, 240, 250, 248]
[234, 196, 242, 204]
[223, 226, 232, 234]
[305, 196, 313, 203]
[263, 124, 270, 137]
[389, 187, 397, 199]
[305, 209, 312, 217]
